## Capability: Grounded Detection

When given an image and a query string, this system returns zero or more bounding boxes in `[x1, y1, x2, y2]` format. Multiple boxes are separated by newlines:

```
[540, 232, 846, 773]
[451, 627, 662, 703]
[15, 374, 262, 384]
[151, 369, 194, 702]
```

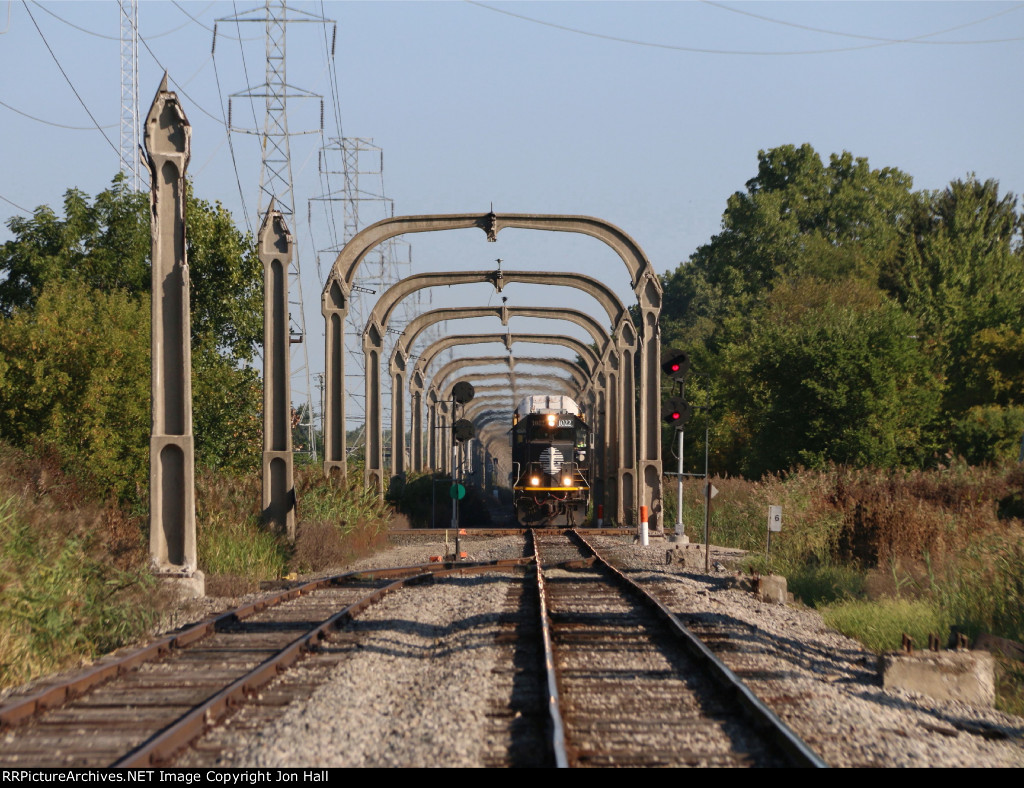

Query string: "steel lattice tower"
[118, 0, 140, 191]
[310, 138, 420, 460]
[218, 1, 331, 461]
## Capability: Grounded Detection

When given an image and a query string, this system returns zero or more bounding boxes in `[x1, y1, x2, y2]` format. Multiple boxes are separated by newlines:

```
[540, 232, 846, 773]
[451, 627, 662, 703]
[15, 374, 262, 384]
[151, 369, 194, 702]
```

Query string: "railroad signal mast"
[662, 348, 697, 543]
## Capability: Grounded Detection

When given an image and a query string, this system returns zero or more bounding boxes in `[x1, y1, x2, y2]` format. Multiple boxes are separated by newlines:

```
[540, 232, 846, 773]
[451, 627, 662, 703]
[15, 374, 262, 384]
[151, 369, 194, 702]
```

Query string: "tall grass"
[694, 463, 1024, 658]
[195, 470, 289, 593]
[0, 494, 157, 687]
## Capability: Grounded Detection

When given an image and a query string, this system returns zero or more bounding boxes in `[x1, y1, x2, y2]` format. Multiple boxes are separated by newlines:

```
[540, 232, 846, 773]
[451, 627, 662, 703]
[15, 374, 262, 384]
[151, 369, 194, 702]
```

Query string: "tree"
[0, 280, 150, 500]
[717, 279, 941, 476]
[0, 175, 262, 362]
[0, 176, 264, 500]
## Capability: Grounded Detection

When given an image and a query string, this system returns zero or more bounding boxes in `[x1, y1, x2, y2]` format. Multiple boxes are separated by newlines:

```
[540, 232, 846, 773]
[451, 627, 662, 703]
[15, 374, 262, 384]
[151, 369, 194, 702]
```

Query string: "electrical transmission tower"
[118, 0, 140, 191]
[310, 138, 421, 463]
[217, 1, 333, 462]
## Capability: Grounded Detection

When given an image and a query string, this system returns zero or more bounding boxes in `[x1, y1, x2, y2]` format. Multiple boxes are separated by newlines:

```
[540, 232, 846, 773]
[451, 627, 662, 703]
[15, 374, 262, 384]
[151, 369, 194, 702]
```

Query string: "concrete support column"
[145, 76, 201, 594]
[613, 315, 638, 526]
[426, 394, 437, 471]
[410, 370, 424, 472]
[362, 321, 384, 494]
[390, 351, 408, 478]
[322, 278, 348, 481]
[259, 204, 295, 541]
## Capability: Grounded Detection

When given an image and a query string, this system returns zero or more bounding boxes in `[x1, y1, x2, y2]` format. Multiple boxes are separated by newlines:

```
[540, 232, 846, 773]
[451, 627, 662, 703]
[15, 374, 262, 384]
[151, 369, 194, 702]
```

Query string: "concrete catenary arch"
[390, 304, 612, 479]
[407, 333, 600, 484]
[323, 212, 664, 530]
[357, 268, 633, 492]
[422, 355, 591, 474]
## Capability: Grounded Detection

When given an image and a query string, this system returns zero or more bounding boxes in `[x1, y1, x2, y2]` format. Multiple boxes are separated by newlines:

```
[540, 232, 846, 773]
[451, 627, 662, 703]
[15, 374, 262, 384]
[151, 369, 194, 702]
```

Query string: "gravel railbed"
[169, 532, 1024, 767]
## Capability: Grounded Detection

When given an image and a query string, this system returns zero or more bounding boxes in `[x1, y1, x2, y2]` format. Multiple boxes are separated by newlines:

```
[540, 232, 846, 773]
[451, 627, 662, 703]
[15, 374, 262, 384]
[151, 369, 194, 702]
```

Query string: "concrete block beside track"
[881, 650, 995, 708]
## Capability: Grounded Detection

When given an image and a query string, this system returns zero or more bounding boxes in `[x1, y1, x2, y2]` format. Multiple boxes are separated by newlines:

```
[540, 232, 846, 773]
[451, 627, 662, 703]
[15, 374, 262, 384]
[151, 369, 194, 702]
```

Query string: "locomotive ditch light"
[530, 476, 541, 486]
[662, 348, 690, 382]
[663, 396, 692, 426]
[562, 475, 572, 486]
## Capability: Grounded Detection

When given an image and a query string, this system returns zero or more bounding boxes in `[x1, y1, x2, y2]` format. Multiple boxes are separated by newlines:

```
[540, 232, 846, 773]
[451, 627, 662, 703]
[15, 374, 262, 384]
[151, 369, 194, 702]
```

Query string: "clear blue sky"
[2, 1, 1022, 418]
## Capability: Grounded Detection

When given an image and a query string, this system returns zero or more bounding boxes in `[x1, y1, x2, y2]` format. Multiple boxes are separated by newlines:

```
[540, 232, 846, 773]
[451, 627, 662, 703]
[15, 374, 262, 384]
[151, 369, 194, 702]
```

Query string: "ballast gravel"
[175, 533, 1024, 768]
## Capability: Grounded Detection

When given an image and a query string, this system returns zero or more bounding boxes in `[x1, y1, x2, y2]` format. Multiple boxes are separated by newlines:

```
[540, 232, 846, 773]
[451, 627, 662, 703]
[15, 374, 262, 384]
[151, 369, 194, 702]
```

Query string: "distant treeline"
[660, 143, 1024, 477]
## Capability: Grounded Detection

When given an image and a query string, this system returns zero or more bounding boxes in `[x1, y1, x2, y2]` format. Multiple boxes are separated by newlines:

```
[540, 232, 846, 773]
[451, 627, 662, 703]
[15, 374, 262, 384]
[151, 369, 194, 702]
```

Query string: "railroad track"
[0, 558, 529, 768]
[531, 529, 827, 767]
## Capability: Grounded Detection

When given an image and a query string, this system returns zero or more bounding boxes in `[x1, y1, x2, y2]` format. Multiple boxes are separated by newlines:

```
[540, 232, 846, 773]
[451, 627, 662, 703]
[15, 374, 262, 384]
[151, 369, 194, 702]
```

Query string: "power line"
[22, 1, 119, 158]
[0, 96, 116, 130]
[212, 49, 252, 232]
[702, 1, 1024, 44]
[136, 30, 225, 125]
[0, 192, 31, 214]
[171, 0, 258, 40]
[466, 0, 1024, 55]
[30, 0, 203, 40]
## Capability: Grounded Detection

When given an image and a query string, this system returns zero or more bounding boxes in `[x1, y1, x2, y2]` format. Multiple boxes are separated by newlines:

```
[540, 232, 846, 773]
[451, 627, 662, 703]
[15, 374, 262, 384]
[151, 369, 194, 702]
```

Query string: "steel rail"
[0, 557, 532, 734]
[571, 529, 828, 768]
[113, 556, 534, 767]
[530, 530, 571, 769]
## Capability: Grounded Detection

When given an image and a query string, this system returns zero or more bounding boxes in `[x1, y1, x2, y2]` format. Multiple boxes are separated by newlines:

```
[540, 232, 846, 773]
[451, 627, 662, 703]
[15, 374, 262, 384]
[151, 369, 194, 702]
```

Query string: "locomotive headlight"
[562, 476, 572, 486]
[530, 476, 541, 486]
[546, 414, 557, 427]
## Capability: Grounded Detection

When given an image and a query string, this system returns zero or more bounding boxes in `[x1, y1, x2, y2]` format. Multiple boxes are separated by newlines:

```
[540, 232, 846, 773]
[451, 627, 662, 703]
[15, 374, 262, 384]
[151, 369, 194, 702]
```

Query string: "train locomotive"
[510, 395, 591, 527]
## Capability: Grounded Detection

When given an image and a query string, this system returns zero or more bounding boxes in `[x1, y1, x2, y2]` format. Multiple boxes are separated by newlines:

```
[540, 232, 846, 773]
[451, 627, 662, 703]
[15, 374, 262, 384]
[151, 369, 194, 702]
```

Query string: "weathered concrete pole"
[145, 75, 202, 596]
[259, 203, 296, 541]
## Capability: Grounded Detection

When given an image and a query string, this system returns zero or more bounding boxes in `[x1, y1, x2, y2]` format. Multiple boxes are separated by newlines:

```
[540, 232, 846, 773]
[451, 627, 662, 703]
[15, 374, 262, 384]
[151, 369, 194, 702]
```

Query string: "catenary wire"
[0, 97, 116, 130]
[171, 0, 259, 40]
[0, 192, 31, 213]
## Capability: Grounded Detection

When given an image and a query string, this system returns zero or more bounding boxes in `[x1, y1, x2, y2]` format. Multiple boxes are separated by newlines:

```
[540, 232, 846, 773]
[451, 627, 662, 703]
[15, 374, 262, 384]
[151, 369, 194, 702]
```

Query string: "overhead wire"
[170, 0, 258, 40]
[0, 96, 116, 129]
[30, 0, 201, 40]
[136, 30, 225, 125]
[465, 0, 1024, 55]
[212, 44, 252, 232]
[21, 1, 119, 158]
[231, 1, 263, 142]
[702, 1, 1024, 44]
[0, 192, 31, 214]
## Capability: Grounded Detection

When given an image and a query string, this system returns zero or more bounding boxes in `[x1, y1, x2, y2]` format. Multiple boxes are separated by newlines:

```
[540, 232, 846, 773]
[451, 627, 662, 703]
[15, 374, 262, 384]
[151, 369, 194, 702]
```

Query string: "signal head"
[661, 349, 690, 381]
[663, 396, 692, 426]
[453, 418, 475, 442]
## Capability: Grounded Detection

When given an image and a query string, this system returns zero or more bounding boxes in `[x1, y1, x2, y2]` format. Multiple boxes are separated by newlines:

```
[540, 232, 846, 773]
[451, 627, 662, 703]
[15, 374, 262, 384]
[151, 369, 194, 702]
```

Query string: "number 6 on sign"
[768, 505, 782, 533]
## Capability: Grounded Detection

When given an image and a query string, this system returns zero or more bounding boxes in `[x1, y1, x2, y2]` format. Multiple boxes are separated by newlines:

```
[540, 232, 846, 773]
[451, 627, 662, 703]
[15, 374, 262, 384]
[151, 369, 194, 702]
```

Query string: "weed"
[821, 597, 949, 654]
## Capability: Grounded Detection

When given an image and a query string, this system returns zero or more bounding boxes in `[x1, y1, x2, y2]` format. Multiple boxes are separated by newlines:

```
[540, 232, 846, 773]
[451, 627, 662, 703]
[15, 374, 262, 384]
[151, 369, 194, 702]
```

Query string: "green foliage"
[0, 494, 157, 687]
[951, 405, 1024, 465]
[821, 597, 949, 654]
[0, 280, 150, 500]
[0, 175, 150, 315]
[938, 537, 1024, 645]
[0, 176, 263, 501]
[721, 278, 941, 475]
[661, 145, 1024, 476]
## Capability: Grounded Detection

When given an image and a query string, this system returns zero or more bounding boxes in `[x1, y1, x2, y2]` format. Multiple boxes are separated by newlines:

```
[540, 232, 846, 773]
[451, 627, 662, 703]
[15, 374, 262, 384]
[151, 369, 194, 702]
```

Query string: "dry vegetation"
[0, 446, 394, 693]
[678, 462, 1024, 714]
